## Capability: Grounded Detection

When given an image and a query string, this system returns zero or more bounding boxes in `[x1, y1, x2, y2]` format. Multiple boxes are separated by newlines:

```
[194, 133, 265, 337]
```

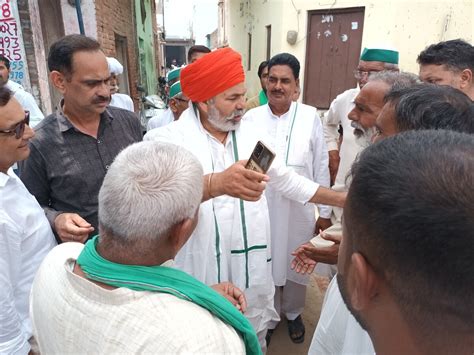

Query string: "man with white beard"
[297, 71, 419, 355]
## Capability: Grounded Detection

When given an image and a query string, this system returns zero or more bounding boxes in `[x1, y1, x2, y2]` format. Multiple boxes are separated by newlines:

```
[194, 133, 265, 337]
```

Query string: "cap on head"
[169, 81, 182, 98]
[167, 67, 181, 82]
[106, 57, 123, 75]
[360, 48, 399, 64]
[180, 47, 245, 102]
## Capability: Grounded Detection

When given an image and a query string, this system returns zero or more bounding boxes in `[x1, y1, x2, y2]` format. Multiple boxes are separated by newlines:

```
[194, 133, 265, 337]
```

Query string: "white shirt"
[6, 81, 44, 128]
[110, 93, 134, 112]
[309, 277, 374, 355]
[244, 102, 330, 286]
[30, 243, 245, 354]
[144, 107, 320, 340]
[0, 169, 56, 355]
[147, 107, 174, 131]
[323, 88, 363, 220]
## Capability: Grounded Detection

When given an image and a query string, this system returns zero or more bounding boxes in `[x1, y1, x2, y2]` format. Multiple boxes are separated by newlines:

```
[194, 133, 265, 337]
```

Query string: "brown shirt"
[20, 106, 142, 239]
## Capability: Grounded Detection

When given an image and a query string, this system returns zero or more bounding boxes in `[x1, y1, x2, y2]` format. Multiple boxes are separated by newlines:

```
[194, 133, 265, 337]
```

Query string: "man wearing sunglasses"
[20, 35, 142, 244]
[0, 85, 56, 354]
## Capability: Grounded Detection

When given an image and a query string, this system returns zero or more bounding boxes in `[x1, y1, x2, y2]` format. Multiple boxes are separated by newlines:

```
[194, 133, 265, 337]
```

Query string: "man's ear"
[349, 252, 380, 311]
[459, 69, 472, 89]
[50, 71, 67, 94]
[169, 218, 195, 254]
[197, 101, 209, 114]
[169, 99, 178, 113]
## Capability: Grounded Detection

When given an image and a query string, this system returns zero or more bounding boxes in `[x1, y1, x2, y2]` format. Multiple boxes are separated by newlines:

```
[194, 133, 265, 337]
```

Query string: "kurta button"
[105, 165, 110, 169]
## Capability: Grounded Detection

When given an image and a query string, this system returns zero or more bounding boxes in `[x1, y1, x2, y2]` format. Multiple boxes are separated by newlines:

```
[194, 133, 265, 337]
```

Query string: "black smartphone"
[245, 141, 276, 174]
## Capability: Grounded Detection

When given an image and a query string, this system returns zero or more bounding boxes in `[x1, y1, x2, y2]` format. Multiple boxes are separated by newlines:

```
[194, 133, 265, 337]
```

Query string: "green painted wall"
[135, 0, 157, 95]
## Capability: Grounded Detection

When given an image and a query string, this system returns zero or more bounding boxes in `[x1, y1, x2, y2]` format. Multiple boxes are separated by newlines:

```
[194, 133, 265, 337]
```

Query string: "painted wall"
[135, 0, 158, 95]
[225, 0, 473, 99]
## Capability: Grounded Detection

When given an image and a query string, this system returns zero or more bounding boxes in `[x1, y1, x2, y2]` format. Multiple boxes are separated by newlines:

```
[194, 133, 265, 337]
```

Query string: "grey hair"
[98, 141, 203, 242]
[368, 71, 420, 88]
[383, 62, 399, 71]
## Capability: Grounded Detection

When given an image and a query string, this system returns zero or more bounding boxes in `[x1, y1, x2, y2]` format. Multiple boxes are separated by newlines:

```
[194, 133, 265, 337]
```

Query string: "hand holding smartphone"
[245, 141, 276, 174]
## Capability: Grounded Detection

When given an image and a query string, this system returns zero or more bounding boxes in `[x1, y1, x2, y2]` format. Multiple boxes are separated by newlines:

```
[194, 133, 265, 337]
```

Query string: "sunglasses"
[0, 111, 30, 139]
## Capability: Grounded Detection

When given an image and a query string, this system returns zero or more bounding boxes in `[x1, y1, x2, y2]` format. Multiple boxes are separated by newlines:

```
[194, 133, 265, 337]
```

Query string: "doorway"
[303, 7, 364, 109]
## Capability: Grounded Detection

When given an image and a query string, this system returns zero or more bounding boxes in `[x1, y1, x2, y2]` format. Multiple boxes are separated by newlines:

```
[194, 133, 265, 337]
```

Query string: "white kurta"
[144, 107, 320, 339]
[309, 277, 374, 355]
[110, 93, 134, 112]
[244, 102, 330, 286]
[323, 88, 361, 218]
[0, 169, 56, 354]
[316, 89, 364, 277]
[147, 108, 174, 131]
[30, 243, 245, 354]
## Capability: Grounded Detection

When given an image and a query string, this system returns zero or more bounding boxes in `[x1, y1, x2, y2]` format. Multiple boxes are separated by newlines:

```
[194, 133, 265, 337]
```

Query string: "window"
[266, 25, 271, 60]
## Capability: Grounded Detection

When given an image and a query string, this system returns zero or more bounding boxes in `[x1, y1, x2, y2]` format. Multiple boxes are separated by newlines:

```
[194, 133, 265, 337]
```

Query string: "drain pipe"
[74, 0, 85, 34]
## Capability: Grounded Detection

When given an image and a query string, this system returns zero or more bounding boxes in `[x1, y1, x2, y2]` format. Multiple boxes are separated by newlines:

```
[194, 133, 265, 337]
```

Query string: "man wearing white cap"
[147, 81, 188, 130]
[295, 47, 399, 278]
[106, 57, 134, 112]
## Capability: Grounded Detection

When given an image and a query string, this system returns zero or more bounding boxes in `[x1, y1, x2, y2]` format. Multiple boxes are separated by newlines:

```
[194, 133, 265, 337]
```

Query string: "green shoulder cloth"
[77, 236, 261, 355]
[258, 90, 268, 105]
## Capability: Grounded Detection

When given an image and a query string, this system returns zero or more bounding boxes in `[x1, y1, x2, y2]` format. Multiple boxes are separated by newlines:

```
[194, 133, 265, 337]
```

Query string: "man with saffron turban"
[144, 47, 346, 351]
[30, 141, 260, 354]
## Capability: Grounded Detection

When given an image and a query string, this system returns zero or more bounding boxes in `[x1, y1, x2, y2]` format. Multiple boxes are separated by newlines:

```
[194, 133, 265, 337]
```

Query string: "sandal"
[287, 315, 305, 343]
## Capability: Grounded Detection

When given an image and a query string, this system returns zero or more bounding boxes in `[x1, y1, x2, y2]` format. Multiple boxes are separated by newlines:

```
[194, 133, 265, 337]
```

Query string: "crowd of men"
[1, 32, 472, 355]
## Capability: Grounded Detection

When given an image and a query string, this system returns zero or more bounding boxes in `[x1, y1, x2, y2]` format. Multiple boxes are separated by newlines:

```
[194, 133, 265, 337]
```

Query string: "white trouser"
[269, 280, 306, 329]
[244, 284, 280, 353]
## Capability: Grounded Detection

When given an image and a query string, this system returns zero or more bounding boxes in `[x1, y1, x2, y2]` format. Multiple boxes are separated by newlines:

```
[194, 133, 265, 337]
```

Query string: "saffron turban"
[180, 47, 245, 102]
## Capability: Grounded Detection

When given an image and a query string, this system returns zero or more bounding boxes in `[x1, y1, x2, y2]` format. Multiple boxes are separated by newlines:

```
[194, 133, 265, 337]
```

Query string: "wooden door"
[303, 7, 364, 109]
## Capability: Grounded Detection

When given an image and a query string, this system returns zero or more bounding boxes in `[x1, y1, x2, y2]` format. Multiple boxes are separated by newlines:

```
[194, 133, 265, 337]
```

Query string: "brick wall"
[95, 0, 140, 110]
[17, 0, 42, 107]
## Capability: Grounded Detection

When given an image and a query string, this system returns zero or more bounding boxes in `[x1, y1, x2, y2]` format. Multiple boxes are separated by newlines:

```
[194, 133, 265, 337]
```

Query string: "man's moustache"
[92, 96, 111, 104]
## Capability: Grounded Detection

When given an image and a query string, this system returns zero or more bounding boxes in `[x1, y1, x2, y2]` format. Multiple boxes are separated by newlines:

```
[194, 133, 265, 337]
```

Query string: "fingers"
[70, 214, 93, 229]
[55, 213, 94, 243]
[291, 253, 316, 274]
[321, 231, 342, 244]
[212, 282, 247, 313]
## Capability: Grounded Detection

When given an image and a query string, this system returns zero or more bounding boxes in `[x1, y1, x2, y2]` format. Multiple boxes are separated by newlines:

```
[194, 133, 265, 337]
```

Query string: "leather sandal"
[287, 315, 305, 343]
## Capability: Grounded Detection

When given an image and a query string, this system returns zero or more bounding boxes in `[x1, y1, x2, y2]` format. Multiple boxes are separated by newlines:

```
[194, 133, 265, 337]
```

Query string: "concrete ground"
[267, 275, 330, 355]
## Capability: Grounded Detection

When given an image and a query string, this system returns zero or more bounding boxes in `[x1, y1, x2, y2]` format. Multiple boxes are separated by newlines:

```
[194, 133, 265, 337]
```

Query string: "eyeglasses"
[0, 111, 30, 139]
[353, 70, 381, 80]
[174, 97, 189, 104]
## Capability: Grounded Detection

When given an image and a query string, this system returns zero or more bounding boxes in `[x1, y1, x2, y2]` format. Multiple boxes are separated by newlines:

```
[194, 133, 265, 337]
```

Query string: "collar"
[56, 99, 114, 133]
[0, 168, 14, 188]
[266, 101, 296, 119]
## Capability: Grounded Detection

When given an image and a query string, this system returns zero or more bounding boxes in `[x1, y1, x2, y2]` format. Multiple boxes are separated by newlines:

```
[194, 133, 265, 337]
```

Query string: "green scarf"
[258, 90, 268, 105]
[77, 236, 261, 355]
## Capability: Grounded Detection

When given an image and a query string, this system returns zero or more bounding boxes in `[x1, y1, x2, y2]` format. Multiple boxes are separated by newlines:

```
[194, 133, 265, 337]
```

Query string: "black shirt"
[20, 106, 143, 239]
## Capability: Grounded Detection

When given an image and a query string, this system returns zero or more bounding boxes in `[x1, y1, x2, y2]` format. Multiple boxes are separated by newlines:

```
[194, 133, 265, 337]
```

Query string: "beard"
[351, 121, 377, 148]
[336, 273, 370, 331]
[207, 103, 244, 132]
